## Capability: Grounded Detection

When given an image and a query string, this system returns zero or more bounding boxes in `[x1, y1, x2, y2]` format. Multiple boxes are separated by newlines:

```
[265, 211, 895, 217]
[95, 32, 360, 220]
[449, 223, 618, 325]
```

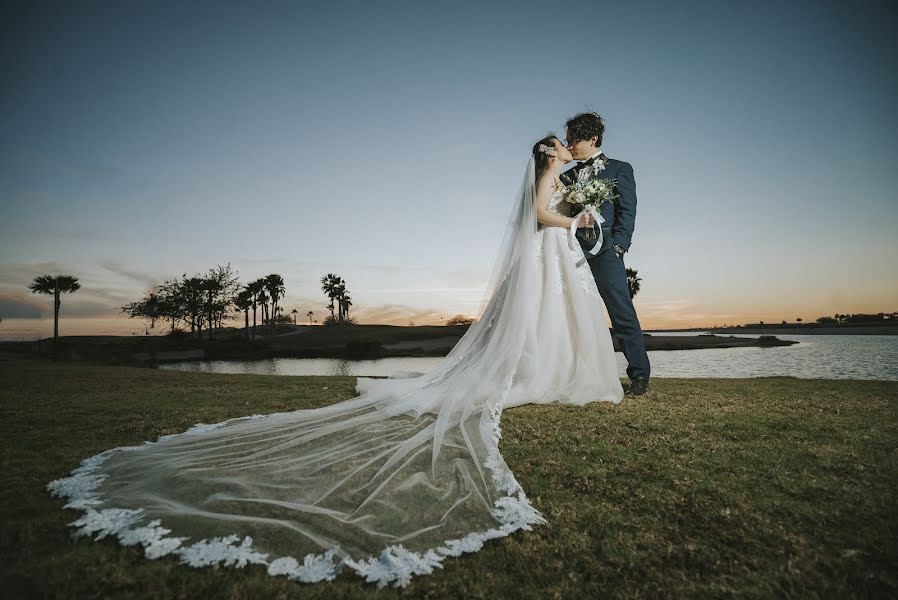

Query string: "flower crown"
[536, 143, 557, 157]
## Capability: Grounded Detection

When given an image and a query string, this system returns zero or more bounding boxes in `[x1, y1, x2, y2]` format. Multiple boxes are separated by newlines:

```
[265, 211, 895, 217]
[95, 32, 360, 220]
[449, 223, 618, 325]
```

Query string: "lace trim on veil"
[47, 398, 545, 588]
[47, 157, 547, 589]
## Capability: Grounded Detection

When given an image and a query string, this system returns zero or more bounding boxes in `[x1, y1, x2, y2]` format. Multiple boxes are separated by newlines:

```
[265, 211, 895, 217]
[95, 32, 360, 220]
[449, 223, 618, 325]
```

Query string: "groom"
[560, 112, 651, 396]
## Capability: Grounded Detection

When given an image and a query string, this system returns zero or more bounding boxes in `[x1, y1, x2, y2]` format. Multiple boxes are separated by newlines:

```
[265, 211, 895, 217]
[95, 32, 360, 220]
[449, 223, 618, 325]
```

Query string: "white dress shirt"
[582, 148, 604, 163]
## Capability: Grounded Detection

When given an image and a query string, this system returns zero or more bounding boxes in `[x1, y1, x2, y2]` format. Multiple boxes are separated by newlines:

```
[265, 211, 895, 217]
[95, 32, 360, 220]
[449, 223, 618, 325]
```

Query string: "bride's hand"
[577, 212, 595, 228]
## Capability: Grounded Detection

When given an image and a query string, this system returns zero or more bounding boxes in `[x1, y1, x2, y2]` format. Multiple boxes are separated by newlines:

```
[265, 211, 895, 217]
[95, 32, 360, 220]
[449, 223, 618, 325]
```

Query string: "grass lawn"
[1, 354, 896, 598]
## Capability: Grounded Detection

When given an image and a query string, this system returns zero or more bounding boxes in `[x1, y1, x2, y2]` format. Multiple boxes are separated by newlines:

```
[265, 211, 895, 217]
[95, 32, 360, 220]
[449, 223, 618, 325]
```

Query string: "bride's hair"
[532, 134, 559, 186]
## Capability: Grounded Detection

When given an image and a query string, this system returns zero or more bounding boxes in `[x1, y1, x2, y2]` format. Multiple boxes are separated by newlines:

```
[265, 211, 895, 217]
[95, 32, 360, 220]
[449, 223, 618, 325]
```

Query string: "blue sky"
[1, 0, 896, 338]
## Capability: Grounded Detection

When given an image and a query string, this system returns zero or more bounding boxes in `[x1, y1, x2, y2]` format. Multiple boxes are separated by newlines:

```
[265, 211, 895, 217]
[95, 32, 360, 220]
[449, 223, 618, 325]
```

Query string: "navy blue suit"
[561, 155, 650, 381]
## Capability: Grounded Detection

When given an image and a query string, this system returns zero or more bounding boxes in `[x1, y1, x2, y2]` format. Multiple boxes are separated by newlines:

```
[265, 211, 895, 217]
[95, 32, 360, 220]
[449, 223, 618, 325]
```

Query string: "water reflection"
[160, 334, 898, 381]
[161, 356, 440, 378]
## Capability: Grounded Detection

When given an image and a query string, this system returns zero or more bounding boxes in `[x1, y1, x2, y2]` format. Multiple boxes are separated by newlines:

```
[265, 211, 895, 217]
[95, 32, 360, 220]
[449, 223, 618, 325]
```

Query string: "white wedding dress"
[47, 159, 623, 588]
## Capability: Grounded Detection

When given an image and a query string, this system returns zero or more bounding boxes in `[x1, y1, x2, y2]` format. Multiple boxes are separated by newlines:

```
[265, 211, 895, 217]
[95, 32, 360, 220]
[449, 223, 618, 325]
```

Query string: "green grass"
[1, 354, 896, 598]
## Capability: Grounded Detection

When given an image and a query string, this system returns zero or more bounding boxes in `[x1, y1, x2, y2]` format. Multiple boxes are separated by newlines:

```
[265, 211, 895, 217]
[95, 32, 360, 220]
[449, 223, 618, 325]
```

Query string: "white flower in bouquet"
[561, 177, 619, 239]
[562, 178, 618, 209]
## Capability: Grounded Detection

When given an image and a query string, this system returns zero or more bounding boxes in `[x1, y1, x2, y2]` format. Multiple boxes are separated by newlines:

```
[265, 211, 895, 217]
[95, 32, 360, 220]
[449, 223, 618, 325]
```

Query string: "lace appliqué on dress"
[536, 188, 601, 299]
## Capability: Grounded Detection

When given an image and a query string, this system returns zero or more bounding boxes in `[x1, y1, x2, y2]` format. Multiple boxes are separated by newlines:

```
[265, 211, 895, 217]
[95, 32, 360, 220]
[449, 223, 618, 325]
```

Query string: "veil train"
[48, 159, 549, 588]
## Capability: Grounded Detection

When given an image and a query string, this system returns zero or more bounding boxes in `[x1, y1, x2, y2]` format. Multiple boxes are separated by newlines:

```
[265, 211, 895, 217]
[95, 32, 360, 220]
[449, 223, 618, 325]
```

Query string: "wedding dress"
[47, 159, 623, 588]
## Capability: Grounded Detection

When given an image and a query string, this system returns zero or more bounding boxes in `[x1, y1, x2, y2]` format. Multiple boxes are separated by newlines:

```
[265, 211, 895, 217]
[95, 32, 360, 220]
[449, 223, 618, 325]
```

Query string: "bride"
[48, 135, 624, 588]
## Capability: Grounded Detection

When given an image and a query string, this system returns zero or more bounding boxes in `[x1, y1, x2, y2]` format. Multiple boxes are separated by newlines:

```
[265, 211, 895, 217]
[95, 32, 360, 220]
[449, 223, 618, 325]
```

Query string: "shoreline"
[0, 325, 797, 366]
[649, 325, 898, 336]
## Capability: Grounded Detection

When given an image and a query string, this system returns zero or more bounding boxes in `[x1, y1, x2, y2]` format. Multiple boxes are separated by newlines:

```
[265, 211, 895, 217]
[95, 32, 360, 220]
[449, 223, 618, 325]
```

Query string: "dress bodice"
[547, 187, 566, 214]
[537, 187, 570, 233]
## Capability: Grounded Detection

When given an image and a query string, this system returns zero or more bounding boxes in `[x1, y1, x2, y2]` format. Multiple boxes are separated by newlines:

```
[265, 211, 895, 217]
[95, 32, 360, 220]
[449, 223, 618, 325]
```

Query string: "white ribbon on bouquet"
[569, 205, 605, 256]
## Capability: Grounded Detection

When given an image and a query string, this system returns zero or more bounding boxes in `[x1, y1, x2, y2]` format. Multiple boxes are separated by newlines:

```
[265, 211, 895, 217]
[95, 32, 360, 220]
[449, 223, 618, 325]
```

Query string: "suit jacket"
[560, 155, 637, 254]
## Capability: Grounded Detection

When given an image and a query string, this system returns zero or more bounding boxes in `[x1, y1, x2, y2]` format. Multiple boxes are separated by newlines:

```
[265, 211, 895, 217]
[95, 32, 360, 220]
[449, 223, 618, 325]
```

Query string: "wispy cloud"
[351, 304, 449, 326]
[634, 298, 695, 311]
[0, 260, 73, 287]
[0, 292, 44, 318]
[0, 261, 148, 320]
[100, 261, 161, 288]
[1, 229, 128, 244]
[0, 291, 121, 320]
[233, 258, 434, 273]
[358, 288, 485, 294]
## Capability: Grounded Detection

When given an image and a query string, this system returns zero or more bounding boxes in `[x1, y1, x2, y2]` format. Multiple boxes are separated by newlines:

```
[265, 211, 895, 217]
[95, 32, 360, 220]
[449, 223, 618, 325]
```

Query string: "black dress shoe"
[625, 378, 649, 396]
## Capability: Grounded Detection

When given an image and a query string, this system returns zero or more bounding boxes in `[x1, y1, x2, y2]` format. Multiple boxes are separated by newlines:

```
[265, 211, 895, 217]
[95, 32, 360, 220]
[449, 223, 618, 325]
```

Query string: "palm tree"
[264, 274, 286, 333]
[28, 274, 80, 360]
[322, 275, 352, 323]
[307, 310, 314, 324]
[258, 289, 269, 329]
[291, 308, 298, 325]
[246, 279, 264, 340]
[334, 281, 346, 321]
[234, 288, 253, 340]
[625, 268, 641, 299]
[340, 294, 352, 322]
[320, 274, 342, 320]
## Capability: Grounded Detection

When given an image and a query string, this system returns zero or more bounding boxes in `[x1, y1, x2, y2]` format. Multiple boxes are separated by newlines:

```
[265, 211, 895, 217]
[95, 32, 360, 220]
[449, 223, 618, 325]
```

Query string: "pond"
[159, 333, 898, 381]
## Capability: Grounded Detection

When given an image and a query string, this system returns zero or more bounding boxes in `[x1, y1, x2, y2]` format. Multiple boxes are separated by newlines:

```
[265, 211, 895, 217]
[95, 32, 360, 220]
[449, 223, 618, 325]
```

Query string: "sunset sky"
[1, 0, 896, 340]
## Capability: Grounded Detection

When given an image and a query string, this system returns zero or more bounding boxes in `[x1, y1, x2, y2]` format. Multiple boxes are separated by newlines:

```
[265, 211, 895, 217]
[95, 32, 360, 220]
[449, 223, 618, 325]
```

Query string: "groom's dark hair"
[565, 112, 605, 147]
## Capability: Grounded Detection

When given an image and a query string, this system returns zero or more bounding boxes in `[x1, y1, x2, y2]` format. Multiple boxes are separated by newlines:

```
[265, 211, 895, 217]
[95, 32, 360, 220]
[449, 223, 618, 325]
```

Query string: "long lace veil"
[48, 158, 544, 588]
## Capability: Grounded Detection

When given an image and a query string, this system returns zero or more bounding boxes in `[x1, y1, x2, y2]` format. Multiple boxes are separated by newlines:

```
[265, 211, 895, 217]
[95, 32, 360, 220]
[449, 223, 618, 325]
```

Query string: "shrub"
[446, 315, 475, 326]
[324, 316, 356, 327]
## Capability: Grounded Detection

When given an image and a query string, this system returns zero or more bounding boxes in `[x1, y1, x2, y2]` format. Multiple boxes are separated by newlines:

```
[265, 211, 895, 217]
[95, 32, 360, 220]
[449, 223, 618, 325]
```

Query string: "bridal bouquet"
[562, 177, 618, 239]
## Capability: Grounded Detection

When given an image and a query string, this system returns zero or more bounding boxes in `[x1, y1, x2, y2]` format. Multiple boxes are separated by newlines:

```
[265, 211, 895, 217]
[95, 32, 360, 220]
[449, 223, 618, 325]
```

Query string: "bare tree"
[180, 276, 206, 338]
[208, 264, 241, 329]
[122, 292, 160, 331]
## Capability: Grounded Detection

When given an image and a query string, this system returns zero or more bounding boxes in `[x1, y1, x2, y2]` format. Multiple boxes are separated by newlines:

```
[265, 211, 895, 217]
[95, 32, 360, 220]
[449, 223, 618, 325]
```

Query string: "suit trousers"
[585, 245, 651, 381]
